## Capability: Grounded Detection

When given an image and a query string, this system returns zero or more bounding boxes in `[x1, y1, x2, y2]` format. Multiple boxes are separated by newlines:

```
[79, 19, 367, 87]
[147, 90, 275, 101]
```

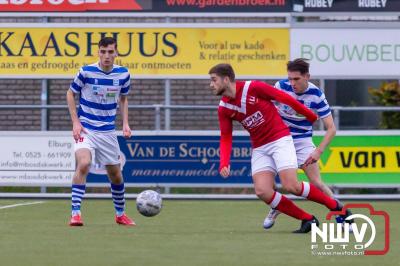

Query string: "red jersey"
[218, 80, 317, 170]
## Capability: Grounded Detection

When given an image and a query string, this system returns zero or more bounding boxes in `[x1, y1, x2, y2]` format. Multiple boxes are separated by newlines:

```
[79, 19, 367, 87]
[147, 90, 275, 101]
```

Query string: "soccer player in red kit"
[209, 63, 351, 233]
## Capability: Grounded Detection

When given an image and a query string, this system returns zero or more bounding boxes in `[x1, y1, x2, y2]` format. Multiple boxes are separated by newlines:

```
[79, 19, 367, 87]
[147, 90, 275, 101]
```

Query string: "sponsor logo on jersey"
[241, 111, 265, 129]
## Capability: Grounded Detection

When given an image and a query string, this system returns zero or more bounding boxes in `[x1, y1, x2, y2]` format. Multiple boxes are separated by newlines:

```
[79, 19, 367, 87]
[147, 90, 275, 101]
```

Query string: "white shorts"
[74, 130, 120, 167]
[251, 135, 298, 175]
[293, 137, 316, 167]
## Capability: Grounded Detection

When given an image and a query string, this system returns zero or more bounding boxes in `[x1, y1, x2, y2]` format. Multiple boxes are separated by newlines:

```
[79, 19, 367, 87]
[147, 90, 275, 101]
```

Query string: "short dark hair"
[208, 63, 235, 82]
[287, 58, 309, 75]
[98, 37, 117, 49]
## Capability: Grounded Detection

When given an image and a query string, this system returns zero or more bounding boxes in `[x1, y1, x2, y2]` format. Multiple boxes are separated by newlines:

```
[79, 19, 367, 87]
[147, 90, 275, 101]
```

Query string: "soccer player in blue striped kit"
[66, 37, 135, 226]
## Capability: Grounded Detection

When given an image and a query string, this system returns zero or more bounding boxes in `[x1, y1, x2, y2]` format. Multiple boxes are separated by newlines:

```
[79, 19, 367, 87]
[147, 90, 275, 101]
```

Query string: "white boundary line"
[0, 201, 44, 210]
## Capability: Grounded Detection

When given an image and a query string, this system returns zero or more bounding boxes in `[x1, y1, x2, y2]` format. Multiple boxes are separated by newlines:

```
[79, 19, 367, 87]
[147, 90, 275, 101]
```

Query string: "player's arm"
[119, 95, 131, 139]
[120, 72, 131, 139]
[304, 114, 336, 166]
[67, 70, 86, 141]
[255, 81, 317, 123]
[218, 107, 233, 178]
[317, 114, 336, 154]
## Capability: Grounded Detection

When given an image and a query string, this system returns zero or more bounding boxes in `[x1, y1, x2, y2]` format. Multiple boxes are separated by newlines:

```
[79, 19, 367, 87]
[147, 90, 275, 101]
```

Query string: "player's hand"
[304, 148, 322, 167]
[72, 121, 86, 142]
[123, 124, 132, 139]
[219, 165, 230, 178]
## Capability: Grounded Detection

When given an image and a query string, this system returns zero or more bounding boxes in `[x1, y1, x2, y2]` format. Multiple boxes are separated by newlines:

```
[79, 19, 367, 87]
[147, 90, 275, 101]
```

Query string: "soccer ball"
[136, 190, 162, 217]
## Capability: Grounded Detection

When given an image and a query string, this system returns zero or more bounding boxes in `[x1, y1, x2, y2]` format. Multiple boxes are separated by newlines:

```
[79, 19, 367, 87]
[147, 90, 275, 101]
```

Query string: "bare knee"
[254, 187, 266, 199]
[252, 171, 276, 203]
[76, 159, 91, 176]
[254, 187, 274, 202]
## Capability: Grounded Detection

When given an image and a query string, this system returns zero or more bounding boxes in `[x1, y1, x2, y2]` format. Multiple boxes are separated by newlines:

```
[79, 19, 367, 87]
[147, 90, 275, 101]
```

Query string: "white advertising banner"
[0, 133, 74, 185]
[291, 29, 400, 78]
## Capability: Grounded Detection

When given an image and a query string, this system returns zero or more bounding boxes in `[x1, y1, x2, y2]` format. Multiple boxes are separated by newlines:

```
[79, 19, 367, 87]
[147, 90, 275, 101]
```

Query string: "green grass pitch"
[0, 200, 398, 266]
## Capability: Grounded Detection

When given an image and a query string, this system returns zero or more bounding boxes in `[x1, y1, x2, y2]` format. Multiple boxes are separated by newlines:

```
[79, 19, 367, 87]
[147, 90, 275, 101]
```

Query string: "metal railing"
[331, 106, 400, 129]
[0, 104, 399, 130]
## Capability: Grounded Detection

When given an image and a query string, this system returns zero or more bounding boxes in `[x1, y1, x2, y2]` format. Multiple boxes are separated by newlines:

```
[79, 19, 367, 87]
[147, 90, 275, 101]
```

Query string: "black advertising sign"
[293, 0, 400, 12]
[153, 0, 292, 12]
[1, 0, 399, 13]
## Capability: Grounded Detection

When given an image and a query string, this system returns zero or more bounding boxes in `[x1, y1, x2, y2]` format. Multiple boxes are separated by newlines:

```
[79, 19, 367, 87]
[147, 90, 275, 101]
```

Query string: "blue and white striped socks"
[71, 184, 86, 216]
[111, 183, 126, 217]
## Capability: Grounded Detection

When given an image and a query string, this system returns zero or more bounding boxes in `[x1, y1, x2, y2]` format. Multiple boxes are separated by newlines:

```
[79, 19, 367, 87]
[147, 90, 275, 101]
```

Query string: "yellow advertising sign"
[0, 26, 289, 78]
[319, 147, 400, 173]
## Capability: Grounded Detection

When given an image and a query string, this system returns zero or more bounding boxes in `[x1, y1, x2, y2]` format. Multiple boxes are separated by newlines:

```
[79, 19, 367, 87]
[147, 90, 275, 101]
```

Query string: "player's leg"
[252, 170, 275, 204]
[301, 162, 353, 230]
[252, 145, 316, 233]
[295, 139, 353, 228]
[99, 132, 135, 226]
[105, 164, 135, 226]
[263, 178, 281, 229]
[253, 171, 314, 220]
[301, 163, 334, 198]
[70, 147, 92, 226]
[279, 168, 354, 227]
[272, 136, 356, 231]
[295, 138, 334, 197]
[274, 136, 338, 210]
[279, 165, 338, 210]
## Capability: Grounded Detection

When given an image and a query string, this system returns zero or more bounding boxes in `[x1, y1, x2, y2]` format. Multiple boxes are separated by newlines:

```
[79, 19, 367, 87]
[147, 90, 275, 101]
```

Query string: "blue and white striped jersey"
[274, 79, 331, 139]
[69, 62, 131, 132]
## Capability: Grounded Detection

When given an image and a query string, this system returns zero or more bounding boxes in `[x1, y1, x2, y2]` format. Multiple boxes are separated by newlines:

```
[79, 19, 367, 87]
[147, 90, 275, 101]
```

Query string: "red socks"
[265, 181, 339, 221]
[268, 191, 313, 221]
[300, 181, 338, 210]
